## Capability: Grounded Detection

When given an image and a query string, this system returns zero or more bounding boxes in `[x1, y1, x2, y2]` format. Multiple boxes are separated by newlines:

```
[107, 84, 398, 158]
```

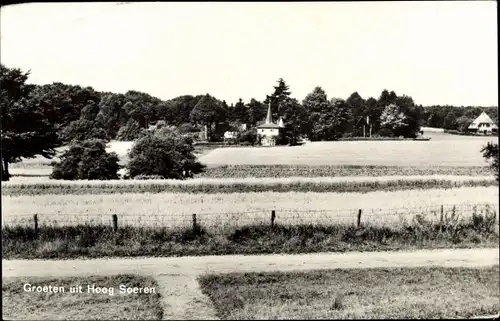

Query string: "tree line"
[422, 105, 498, 131]
[1, 64, 498, 180]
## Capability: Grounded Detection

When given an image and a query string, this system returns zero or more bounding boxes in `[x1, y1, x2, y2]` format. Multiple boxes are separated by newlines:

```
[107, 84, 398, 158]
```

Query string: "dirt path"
[3, 248, 498, 278]
[155, 275, 219, 320]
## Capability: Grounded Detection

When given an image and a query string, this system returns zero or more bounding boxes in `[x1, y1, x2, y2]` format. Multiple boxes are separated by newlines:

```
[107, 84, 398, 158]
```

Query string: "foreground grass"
[1, 177, 496, 196]
[2, 275, 163, 320]
[197, 165, 494, 178]
[2, 211, 498, 259]
[199, 266, 499, 319]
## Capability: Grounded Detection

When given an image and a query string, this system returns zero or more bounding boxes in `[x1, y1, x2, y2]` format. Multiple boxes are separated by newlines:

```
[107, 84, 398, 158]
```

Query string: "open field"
[1, 175, 497, 196]
[199, 266, 500, 319]
[2, 274, 162, 320]
[7, 132, 498, 175]
[2, 187, 498, 229]
[199, 136, 498, 167]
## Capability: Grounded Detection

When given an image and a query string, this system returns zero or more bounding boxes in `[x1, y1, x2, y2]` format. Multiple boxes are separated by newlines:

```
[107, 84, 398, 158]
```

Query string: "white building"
[223, 131, 239, 144]
[468, 112, 498, 135]
[257, 104, 285, 146]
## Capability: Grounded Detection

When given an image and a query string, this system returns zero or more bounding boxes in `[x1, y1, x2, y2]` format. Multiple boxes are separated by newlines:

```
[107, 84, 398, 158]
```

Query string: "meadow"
[199, 135, 498, 167]
[2, 131, 498, 259]
[3, 187, 498, 229]
[2, 275, 163, 320]
[199, 266, 499, 319]
[1, 176, 496, 196]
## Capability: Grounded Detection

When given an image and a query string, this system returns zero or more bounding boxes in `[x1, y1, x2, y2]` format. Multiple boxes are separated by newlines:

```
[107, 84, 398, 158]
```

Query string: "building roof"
[257, 103, 285, 129]
[258, 122, 281, 129]
[265, 103, 273, 124]
[468, 112, 498, 129]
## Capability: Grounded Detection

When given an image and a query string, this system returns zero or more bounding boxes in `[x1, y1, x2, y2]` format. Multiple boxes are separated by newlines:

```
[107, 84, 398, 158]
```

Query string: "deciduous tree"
[50, 139, 120, 180]
[379, 103, 408, 137]
[190, 94, 225, 141]
[127, 132, 205, 179]
[1, 64, 60, 181]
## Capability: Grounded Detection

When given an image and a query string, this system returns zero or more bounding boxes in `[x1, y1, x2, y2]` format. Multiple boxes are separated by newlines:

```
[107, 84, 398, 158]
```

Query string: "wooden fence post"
[34, 214, 38, 235]
[271, 210, 276, 228]
[440, 205, 444, 232]
[357, 209, 362, 228]
[112, 214, 118, 232]
[192, 214, 197, 233]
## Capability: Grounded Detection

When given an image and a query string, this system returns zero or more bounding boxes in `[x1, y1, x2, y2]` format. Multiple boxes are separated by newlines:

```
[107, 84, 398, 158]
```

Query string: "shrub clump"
[127, 131, 205, 179]
[50, 139, 120, 180]
[481, 142, 499, 182]
[133, 174, 165, 180]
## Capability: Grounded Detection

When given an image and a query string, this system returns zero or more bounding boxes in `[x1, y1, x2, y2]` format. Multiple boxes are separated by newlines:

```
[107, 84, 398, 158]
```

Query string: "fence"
[2, 203, 498, 235]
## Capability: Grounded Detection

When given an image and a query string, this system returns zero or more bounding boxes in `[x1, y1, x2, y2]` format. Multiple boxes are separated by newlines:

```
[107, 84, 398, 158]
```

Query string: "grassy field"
[7, 132, 498, 174]
[199, 266, 500, 319]
[199, 135, 498, 167]
[1, 176, 496, 196]
[2, 187, 498, 229]
[3, 209, 498, 258]
[2, 274, 162, 320]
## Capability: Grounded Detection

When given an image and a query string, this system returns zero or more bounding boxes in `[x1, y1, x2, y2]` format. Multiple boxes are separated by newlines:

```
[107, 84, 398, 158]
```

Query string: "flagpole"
[367, 116, 371, 137]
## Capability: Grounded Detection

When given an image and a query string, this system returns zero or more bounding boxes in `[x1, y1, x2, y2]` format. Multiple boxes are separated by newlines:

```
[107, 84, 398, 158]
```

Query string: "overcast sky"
[0, 1, 497, 106]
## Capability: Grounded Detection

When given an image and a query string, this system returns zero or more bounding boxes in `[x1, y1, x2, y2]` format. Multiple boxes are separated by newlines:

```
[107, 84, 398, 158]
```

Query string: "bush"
[59, 119, 109, 143]
[481, 142, 499, 182]
[239, 129, 257, 145]
[50, 139, 120, 180]
[133, 174, 165, 180]
[127, 132, 205, 179]
[378, 127, 394, 137]
[116, 119, 147, 141]
[177, 123, 200, 134]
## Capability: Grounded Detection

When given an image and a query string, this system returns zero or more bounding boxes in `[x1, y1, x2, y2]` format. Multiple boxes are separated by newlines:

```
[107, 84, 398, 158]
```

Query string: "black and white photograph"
[1, 1, 499, 320]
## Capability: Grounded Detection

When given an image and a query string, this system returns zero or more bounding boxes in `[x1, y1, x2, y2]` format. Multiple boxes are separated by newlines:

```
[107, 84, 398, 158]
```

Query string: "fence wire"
[2, 203, 498, 233]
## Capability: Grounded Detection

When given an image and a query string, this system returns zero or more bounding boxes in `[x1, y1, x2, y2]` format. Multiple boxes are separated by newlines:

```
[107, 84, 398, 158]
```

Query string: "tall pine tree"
[264, 78, 291, 121]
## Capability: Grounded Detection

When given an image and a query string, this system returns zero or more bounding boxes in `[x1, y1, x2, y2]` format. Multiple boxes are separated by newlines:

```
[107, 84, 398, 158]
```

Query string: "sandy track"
[156, 275, 219, 320]
[3, 248, 498, 278]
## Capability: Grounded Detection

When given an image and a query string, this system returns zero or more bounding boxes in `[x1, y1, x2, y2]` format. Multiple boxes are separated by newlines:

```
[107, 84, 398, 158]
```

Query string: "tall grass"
[2, 210, 498, 259]
[1, 177, 496, 196]
[3, 188, 498, 229]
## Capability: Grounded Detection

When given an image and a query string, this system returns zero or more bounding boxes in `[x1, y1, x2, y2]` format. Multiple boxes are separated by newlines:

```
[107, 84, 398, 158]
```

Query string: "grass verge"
[2, 211, 498, 259]
[2, 275, 163, 320]
[1, 177, 496, 196]
[198, 265, 499, 319]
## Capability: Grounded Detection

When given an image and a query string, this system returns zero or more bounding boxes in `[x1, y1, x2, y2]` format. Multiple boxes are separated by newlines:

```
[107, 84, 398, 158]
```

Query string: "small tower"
[265, 103, 273, 124]
[257, 103, 282, 146]
[278, 117, 285, 128]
